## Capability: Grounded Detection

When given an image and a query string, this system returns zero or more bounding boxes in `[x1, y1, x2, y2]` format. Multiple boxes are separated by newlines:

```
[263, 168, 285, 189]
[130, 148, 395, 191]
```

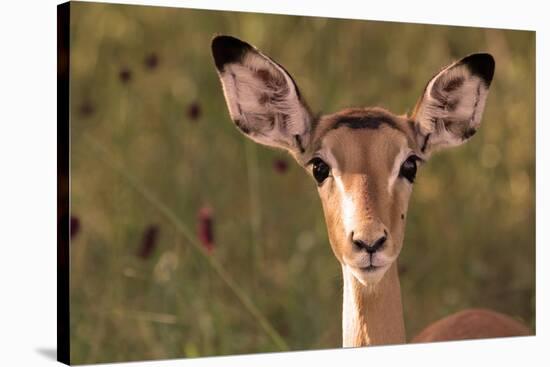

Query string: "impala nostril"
[369, 235, 386, 254]
[352, 233, 387, 254]
[353, 239, 367, 251]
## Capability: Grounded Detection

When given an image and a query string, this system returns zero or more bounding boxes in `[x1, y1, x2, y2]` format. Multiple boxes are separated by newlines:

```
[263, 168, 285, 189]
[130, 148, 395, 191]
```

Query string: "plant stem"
[244, 140, 263, 287]
[83, 133, 289, 351]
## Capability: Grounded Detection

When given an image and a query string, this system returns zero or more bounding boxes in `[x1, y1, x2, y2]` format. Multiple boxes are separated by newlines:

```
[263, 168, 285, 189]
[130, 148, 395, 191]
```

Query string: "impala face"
[308, 109, 421, 285]
[211, 35, 494, 287]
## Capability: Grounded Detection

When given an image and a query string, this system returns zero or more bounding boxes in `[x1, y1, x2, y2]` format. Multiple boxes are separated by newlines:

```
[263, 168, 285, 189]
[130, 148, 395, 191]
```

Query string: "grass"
[68, 2, 535, 364]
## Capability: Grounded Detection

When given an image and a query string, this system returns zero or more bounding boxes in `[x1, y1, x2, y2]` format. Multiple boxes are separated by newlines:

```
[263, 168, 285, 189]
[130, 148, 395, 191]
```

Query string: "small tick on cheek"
[401, 214, 405, 220]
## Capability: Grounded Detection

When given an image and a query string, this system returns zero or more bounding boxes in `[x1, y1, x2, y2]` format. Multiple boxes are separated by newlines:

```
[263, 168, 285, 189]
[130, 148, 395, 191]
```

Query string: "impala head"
[211, 35, 494, 288]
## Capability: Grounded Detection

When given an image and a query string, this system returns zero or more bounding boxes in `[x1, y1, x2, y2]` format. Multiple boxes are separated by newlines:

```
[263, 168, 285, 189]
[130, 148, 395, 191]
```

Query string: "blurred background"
[68, 2, 535, 364]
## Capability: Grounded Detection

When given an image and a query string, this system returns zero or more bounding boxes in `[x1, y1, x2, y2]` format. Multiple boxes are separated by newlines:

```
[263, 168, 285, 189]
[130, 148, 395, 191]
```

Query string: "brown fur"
[211, 35, 531, 348]
[312, 113, 412, 262]
[412, 309, 531, 343]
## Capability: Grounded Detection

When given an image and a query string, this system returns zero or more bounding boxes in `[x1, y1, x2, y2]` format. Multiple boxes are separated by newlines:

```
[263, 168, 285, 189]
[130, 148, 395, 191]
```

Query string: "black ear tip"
[211, 35, 253, 71]
[461, 53, 495, 86]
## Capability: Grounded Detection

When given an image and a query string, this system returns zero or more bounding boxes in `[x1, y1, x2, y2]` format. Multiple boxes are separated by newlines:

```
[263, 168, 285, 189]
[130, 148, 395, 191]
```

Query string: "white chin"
[350, 263, 390, 286]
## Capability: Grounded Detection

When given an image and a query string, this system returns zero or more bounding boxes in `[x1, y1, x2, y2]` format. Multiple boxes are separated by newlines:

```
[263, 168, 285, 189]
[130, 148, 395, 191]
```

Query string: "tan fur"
[342, 263, 406, 346]
[211, 36, 531, 348]
[307, 109, 531, 346]
[311, 111, 413, 269]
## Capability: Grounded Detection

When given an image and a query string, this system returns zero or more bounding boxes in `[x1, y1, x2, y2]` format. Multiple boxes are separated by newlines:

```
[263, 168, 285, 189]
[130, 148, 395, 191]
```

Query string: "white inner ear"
[245, 53, 310, 136]
[218, 51, 311, 150]
[416, 64, 489, 149]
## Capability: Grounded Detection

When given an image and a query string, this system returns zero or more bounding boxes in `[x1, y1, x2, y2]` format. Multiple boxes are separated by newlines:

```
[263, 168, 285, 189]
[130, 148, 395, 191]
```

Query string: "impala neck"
[342, 262, 406, 347]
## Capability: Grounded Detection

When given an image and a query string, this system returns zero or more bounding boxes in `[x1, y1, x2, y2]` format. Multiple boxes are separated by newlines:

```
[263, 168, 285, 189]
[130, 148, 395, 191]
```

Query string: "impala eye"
[310, 157, 331, 185]
[399, 155, 419, 183]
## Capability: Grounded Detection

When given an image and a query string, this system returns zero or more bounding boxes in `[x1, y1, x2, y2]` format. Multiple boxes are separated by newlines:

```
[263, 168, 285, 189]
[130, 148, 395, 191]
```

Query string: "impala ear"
[211, 35, 313, 156]
[411, 53, 495, 156]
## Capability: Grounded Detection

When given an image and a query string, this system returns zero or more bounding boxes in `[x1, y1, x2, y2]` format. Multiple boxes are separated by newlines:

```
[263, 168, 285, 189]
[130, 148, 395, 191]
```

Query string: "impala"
[211, 35, 530, 347]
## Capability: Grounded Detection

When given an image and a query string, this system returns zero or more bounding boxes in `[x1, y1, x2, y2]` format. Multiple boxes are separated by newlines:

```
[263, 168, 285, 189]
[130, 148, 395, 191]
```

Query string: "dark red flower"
[197, 206, 214, 253]
[144, 53, 159, 70]
[70, 215, 80, 239]
[119, 68, 132, 83]
[273, 158, 289, 174]
[137, 225, 159, 259]
[187, 102, 201, 121]
[78, 101, 95, 118]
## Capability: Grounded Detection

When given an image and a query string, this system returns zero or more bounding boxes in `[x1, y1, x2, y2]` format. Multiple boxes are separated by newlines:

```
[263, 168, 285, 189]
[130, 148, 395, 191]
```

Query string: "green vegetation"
[69, 2, 535, 364]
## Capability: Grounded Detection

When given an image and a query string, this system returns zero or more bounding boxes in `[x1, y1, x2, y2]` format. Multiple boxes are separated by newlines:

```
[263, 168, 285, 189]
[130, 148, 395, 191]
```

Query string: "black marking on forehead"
[332, 113, 398, 131]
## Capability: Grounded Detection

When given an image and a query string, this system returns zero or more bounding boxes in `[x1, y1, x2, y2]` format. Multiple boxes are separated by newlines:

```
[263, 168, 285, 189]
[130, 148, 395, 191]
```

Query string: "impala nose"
[352, 231, 387, 254]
